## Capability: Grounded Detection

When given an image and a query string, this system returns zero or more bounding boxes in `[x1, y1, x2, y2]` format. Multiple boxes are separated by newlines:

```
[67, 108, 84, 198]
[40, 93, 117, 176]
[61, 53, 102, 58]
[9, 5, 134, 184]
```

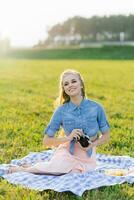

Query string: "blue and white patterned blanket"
[0, 150, 134, 196]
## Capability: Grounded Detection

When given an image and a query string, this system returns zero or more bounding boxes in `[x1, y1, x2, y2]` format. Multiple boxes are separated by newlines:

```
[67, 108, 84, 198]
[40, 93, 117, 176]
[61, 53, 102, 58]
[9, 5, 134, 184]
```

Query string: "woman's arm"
[43, 129, 83, 148]
[91, 131, 110, 148]
[43, 135, 69, 148]
[77, 131, 110, 151]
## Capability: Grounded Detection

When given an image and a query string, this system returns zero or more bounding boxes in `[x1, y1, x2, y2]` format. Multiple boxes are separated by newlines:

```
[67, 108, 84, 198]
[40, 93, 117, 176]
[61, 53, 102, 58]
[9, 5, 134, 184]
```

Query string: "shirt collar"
[68, 98, 88, 111]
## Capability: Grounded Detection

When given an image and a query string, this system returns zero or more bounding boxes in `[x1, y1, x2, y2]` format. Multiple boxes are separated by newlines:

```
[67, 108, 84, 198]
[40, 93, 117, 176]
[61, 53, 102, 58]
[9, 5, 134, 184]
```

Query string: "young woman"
[8, 69, 110, 174]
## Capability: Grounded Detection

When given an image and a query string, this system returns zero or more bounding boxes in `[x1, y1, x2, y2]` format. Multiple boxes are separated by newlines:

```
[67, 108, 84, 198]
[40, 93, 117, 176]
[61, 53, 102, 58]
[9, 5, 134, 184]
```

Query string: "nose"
[68, 83, 74, 89]
[68, 83, 73, 89]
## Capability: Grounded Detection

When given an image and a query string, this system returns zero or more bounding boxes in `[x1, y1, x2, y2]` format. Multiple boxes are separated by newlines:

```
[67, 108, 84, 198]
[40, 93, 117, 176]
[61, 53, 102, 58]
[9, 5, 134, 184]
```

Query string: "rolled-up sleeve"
[97, 104, 110, 134]
[44, 107, 62, 137]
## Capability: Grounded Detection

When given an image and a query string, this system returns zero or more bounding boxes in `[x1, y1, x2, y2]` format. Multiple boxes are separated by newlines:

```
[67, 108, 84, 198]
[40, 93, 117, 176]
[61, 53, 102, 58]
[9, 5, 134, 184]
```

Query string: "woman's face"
[62, 73, 82, 97]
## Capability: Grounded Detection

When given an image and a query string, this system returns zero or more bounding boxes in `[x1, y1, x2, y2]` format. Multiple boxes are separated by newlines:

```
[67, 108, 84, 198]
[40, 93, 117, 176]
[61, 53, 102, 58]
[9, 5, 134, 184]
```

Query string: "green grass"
[0, 59, 134, 199]
[1, 45, 134, 60]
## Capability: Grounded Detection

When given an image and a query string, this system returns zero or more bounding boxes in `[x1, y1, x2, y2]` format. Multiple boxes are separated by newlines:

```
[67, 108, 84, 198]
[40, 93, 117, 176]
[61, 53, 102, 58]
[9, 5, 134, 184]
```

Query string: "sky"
[0, 0, 134, 47]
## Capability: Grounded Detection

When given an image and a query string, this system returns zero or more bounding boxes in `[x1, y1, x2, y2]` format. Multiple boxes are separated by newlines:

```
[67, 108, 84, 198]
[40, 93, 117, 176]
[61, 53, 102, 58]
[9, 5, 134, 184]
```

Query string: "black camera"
[77, 134, 92, 148]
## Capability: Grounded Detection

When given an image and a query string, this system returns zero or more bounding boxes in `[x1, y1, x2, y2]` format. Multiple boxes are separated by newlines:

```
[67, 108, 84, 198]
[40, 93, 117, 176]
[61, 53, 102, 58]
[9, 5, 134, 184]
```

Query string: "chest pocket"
[84, 115, 99, 136]
[87, 116, 97, 126]
[63, 118, 75, 134]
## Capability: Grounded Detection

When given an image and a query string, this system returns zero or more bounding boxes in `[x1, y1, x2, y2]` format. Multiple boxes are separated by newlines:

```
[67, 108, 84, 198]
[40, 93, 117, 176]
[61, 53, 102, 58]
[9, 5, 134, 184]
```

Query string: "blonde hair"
[58, 69, 86, 105]
[54, 69, 86, 137]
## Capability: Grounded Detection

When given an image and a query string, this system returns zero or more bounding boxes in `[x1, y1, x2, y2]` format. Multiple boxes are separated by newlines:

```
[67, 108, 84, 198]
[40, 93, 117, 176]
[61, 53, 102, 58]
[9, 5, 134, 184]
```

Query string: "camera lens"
[78, 135, 89, 148]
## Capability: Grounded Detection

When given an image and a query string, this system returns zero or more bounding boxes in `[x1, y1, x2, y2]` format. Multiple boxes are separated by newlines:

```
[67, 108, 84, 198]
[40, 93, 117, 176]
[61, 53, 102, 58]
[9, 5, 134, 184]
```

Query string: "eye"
[72, 80, 77, 83]
[63, 82, 68, 86]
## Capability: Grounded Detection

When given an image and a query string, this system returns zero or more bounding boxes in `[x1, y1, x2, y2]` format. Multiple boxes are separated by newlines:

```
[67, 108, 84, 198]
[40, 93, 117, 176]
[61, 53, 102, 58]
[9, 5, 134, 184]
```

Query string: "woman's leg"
[8, 161, 67, 175]
[8, 148, 76, 175]
[8, 165, 47, 174]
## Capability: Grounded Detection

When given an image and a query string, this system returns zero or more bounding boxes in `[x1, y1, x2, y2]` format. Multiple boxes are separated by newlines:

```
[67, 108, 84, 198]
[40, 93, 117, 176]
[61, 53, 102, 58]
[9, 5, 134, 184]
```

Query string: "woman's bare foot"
[8, 166, 26, 174]
[19, 163, 31, 168]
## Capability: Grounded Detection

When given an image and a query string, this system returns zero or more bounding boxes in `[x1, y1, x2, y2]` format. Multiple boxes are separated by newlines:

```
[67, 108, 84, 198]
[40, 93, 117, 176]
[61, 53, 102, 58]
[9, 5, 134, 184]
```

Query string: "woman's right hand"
[68, 129, 83, 141]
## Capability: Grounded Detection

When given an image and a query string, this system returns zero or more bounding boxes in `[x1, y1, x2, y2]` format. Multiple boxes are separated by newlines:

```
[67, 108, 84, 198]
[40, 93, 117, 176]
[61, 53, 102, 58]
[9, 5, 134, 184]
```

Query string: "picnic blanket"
[0, 150, 134, 196]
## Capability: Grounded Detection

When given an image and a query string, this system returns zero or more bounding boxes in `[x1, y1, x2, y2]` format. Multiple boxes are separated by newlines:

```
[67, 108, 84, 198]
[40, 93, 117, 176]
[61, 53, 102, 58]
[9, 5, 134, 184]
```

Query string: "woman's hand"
[68, 129, 84, 141]
[77, 131, 110, 151]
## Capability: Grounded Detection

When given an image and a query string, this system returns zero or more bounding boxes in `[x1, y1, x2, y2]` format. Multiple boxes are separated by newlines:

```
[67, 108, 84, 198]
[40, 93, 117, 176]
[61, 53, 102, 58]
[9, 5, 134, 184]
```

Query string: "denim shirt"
[44, 98, 110, 157]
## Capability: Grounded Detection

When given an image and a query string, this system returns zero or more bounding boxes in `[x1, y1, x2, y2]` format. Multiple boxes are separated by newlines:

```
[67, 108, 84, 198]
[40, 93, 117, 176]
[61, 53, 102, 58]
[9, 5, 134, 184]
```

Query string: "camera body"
[77, 134, 92, 148]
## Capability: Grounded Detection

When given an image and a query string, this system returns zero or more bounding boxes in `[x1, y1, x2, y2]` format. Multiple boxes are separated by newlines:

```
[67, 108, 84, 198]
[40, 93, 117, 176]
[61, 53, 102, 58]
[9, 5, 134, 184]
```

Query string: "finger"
[79, 129, 84, 135]
[76, 135, 81, 140]
[73, 136, 78, 142]
[75, 129, 80, 134]
[73, 133, 80, 140]
[76, 129, 83, 135]
[76, 131, 82, 137]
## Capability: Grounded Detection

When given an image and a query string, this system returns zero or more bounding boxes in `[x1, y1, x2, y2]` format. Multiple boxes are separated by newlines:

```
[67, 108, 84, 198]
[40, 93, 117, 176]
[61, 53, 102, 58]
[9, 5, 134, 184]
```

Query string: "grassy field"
[1, 45, 134, 60]
[0, 59, 134, 200]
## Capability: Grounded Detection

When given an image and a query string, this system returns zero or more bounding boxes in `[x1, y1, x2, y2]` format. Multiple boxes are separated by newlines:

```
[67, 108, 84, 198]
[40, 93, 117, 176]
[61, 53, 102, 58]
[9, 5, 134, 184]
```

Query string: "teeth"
[69, 88, 75, 91]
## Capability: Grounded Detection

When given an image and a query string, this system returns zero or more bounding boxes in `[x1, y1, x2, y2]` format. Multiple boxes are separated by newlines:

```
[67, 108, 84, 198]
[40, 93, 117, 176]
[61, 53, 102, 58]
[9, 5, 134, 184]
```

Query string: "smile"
[69, 88, 76, 92]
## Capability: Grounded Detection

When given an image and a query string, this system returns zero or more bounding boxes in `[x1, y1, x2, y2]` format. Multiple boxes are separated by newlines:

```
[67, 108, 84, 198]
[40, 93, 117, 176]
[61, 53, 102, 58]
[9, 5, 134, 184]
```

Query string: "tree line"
[37, 15, 134, 47]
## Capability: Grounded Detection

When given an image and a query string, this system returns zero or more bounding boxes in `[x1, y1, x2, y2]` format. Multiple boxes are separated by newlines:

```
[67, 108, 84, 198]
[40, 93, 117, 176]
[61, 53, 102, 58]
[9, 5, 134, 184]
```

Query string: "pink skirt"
[33, 142, 96, 174]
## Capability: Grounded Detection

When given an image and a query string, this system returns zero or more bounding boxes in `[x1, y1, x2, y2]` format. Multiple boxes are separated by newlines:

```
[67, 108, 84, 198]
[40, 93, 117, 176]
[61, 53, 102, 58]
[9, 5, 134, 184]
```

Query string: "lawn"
[0, 59, 134, 199]
[1, 45, 134, 60]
